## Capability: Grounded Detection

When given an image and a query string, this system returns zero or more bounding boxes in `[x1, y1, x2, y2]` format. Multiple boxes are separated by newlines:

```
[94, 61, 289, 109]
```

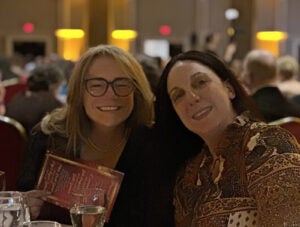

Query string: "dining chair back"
[0, 170, 5, 191]
[0, 115, 27, 190]
[269, 116, 300, 143]
[2, 78, 27, 105]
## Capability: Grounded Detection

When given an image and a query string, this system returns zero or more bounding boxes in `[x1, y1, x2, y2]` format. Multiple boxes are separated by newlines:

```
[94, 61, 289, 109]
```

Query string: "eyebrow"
[168, 71, 204, 94]
[191, 71, 207, 79]
[85, 75, 129, 80]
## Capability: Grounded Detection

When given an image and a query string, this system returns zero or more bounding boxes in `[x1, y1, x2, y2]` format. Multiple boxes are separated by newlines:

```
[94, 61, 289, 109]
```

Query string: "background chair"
[0, 170, 5, 191]
[269, 116, 300, 143]
[0, 115, 27, 190]
[2, 78, 27, 105]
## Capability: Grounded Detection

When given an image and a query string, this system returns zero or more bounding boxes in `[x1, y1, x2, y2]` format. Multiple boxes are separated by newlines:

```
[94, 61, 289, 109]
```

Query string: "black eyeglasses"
[85, 77, 135, 97]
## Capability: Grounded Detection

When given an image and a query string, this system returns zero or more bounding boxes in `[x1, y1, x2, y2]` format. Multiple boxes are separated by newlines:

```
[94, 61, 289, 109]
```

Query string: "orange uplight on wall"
[256, 31, 288, 57]
[110, 30, 137, 51]
[55, 29, 85, 61]
[256, 31, 288, 41]
[111, 30, 137, 40]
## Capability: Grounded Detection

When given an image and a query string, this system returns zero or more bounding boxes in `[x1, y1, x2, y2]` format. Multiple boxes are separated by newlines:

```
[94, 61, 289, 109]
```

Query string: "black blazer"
[17, 125, 152, 227]
[252, 86, 300, 122]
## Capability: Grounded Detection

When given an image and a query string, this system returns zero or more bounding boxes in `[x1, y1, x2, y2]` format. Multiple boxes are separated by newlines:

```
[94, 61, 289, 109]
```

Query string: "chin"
[97, 119, 126, 128]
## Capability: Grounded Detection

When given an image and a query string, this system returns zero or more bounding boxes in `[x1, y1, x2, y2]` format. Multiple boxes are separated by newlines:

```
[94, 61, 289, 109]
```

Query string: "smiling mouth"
[97, 106, 120, 111]
[192, 106, 212, 120]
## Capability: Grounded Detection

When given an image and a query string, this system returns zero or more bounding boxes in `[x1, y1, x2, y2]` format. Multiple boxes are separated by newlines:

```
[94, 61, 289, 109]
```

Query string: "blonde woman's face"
[83, 57, 134, 129]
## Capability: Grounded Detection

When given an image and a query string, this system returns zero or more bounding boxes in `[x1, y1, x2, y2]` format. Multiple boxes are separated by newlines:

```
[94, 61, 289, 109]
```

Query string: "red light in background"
[23, 22, 34, 33]
[159, 25, 171, 36]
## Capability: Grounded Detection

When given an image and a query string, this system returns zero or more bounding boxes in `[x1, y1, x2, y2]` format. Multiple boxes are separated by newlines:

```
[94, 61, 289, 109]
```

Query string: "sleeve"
[16, 126, 49, 191]
[245, 125, 300, 225]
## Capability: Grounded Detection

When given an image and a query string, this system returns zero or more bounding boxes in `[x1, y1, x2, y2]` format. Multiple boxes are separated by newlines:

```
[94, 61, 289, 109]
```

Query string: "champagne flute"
[70, 188, 107, 227]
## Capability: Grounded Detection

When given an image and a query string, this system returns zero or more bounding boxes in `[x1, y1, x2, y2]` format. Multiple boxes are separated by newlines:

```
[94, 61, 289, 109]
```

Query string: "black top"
[252, 86, 300, 122]
[17, 125, 152, 227]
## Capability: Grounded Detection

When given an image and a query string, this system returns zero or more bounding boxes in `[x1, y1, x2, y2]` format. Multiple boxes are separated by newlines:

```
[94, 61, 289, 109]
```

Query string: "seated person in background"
[292, 94, 300, 108]
[5, 64, 65, 135]
[203, 33, 221, 57]
[153, 50, 300, 226]
[0, 80, 5, 115]
[241, 49, 300, 122]
[18, 45, 154, 226]
[0, 54, 19, 80]
[53, 59, 75, 103]
[276, 55, 300, 98]
[135, 54, 162, 93]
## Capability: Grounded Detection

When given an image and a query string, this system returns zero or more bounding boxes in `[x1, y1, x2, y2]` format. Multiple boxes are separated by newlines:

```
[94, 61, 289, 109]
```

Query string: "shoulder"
[245, 121, 300, 182]
[245, 122, 300, 156]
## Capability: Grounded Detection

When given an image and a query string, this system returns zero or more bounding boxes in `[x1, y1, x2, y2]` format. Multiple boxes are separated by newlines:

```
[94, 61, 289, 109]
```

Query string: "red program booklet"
[36, 152, 124, 221]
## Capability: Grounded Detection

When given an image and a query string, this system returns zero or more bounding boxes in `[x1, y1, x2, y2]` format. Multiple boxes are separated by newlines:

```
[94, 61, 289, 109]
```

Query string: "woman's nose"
[104, 85, 117, 97]
[188, 91, 200, 104]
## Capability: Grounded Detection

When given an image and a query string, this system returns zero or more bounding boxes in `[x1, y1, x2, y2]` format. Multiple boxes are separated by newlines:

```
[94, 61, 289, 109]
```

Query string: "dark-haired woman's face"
[167, 60, 237, 137]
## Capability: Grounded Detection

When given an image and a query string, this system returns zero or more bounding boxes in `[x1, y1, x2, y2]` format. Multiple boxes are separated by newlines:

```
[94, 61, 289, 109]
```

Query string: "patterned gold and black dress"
[174, 112, 300, 227]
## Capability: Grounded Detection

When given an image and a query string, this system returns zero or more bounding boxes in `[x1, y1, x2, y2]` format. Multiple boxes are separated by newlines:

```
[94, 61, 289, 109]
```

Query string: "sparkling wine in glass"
[70, 188, 107, 227]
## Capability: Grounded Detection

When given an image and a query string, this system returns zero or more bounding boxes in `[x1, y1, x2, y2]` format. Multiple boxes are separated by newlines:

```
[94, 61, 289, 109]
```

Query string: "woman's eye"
[116, 84, 129, 88]
[192, 79, 207, 89]
[170, 90, 185, 102]
[91, 84, 104, 88]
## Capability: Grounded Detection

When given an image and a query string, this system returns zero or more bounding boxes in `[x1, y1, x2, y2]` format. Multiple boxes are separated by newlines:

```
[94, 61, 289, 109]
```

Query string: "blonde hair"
[41, 45, 154, 155]
[244, 49, 276, 83]
[277, 55, 299, 81]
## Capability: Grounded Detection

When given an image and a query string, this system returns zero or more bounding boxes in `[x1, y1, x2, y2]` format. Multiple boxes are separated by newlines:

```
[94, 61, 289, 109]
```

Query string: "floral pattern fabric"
[174, 112, 300, 227]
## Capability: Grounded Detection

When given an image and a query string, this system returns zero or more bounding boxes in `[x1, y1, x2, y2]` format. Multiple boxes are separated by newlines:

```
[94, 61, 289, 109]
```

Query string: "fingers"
[23, 190, 51, 220]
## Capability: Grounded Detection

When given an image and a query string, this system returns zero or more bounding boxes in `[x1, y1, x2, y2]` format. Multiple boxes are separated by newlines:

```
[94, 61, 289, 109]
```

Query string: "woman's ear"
[224, 81, 236, 99]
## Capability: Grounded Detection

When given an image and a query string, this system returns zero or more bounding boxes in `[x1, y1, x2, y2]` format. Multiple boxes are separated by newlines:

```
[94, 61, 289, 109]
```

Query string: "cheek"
[119, 94, 134, 119]
[172, 102, 186, 121]
[83, 92, 93, 109]
[126, 96, 134, 113]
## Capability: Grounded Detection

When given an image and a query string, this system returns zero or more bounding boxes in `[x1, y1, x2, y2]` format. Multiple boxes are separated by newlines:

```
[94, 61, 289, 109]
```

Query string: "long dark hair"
[154, 50, 260, 168]
[147, 50, 260, 226]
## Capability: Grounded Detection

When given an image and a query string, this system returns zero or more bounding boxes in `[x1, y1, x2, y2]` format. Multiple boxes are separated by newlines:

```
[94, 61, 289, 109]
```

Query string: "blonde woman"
[19, 45, 154, 226]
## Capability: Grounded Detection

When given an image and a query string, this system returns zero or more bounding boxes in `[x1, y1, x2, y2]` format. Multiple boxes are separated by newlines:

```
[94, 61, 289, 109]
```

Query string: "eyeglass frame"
[84, 77, 135, 97]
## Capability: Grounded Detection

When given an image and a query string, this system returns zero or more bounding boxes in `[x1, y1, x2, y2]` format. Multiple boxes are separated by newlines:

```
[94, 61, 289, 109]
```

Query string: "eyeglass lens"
[86, 77, 134, 97]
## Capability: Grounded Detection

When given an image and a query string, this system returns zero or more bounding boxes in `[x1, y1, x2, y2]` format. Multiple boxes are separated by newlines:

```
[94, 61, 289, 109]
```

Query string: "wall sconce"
[256, 31, 288, 56]
[55, 29, 85, 39]
[55, 29, 85, 61]
[110, 29, 137, 51]
[256, 31, 288, 41]
[111, 29, 137, 40]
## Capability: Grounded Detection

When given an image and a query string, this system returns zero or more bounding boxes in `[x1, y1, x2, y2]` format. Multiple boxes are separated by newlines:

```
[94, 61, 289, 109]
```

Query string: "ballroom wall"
[0, 0, 299, 61]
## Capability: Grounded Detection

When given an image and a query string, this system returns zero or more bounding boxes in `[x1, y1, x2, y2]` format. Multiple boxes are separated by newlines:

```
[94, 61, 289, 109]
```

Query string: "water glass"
[0, 191, 28, 226]
[23, 220, 62, 227]
[69, 188, 107, 227]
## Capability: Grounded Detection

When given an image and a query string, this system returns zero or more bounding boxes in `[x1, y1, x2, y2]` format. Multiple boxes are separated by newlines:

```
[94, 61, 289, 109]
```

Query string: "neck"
[90, 124, 128, 147]
[200, 113, 237, 159]
[250, 79, 278, 94]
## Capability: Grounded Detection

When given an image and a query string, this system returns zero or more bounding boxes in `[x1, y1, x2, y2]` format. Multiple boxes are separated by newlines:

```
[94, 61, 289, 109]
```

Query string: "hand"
[23, 190, 50, 220]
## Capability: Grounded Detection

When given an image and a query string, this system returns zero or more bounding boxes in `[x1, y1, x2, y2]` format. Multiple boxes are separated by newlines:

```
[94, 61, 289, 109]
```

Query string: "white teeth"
[99, 106, 118, 111]
[192, 107, 211, 119]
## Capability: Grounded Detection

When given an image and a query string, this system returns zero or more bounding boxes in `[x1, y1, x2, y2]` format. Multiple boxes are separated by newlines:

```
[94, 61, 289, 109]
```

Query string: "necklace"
[87, 129, 130, 154]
